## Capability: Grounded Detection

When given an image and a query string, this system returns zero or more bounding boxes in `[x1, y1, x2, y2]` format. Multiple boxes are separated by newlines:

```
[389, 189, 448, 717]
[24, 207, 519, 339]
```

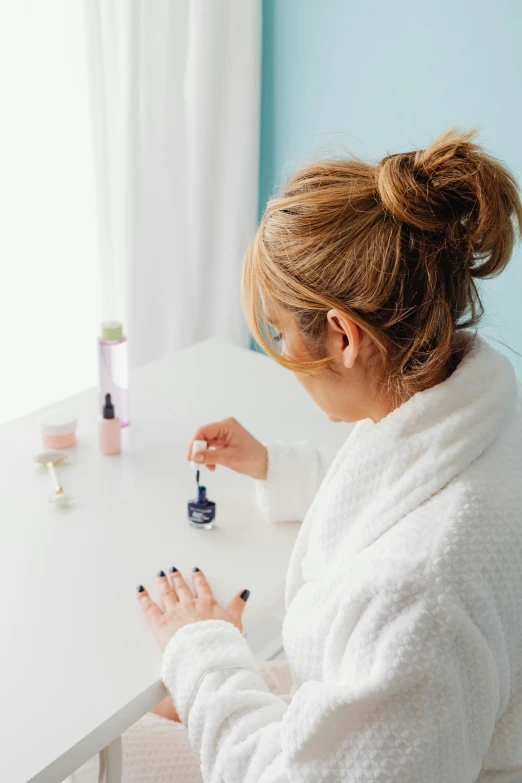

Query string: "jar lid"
[40, 411, 77, 436]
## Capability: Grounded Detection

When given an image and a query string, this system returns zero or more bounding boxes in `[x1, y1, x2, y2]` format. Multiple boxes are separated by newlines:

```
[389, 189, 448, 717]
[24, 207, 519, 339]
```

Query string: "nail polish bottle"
[99, 393, 121, 455]
[188, 485, 216, 530]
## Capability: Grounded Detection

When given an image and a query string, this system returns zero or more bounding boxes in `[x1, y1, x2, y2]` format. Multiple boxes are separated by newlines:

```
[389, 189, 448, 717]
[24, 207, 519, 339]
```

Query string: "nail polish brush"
[188, 445, 216, 529]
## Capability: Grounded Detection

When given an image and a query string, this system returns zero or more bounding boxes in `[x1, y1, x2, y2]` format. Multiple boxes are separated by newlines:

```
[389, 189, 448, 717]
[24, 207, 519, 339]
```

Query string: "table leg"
[98, 735, 122, 783]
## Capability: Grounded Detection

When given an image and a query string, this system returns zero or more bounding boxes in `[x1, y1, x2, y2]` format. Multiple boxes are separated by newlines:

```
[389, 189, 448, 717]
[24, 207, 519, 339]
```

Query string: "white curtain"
[0, 0, 261, 422]
[84, 0, 262, 367]
[0, 1, 101, 423]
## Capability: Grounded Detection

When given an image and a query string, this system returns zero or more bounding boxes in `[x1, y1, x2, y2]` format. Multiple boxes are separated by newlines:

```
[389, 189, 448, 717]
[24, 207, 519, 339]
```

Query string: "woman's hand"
[137, 567, 250, 651]
[187, 417, 268, 480]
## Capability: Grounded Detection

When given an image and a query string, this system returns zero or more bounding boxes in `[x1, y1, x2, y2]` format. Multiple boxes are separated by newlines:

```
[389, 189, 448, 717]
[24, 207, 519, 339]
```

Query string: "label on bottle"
[188, 501, 216, 525]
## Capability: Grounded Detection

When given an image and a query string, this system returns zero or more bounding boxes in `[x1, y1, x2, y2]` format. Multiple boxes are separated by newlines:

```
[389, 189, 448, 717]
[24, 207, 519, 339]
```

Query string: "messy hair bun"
[243, 128, 522, 404]
[377, 129, 521, 279]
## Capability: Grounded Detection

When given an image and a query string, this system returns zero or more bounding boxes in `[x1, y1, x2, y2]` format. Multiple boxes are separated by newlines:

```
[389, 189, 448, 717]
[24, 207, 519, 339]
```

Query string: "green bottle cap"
[101, 321, 123, 341]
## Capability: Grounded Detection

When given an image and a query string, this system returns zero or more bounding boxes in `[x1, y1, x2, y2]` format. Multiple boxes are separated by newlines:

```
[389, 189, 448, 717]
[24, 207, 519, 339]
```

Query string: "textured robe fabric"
[162, 334, 522, 782]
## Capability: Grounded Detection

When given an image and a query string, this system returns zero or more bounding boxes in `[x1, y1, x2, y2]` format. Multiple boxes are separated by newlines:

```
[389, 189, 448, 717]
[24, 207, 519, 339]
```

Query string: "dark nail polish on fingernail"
[240, 589, 250, 602]
[137, 585, 144, 593]
[169, 566, 178, 573]
[192, 567, 200, 572]
[157, 570, 165, 578]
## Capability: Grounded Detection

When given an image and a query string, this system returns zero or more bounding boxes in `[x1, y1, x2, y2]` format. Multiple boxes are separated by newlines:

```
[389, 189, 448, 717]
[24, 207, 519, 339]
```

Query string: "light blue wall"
[260, 0, 522, 376]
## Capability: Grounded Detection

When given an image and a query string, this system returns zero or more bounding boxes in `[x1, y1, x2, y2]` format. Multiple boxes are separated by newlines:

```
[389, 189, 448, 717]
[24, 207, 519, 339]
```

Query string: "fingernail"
[240, 589, 250, 602]
[169, 566, 178, 573]
[195, 453, 204, 463]
[192, 567, 200, 572]
[137, 585, 145, 593]
[157, 570, 165, 578]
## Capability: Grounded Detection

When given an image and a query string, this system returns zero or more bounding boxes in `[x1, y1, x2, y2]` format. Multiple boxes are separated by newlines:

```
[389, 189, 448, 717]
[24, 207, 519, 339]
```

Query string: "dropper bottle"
[99, 393, 121, 455]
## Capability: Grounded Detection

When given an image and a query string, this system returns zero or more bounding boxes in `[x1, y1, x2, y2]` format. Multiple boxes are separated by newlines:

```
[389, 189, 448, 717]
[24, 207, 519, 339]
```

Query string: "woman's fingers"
[156, 571, 178, 608]
[136, 586, 164, 625]
[191, 569, 215, 600]
[192, 447, 230, 468]
[226, 589, 250, 626]
[186, 420, 230, 460]
[167, 569, 194, 603]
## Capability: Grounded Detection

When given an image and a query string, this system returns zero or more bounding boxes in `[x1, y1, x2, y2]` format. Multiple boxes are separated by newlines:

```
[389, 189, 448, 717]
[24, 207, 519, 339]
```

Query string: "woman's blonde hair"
[241, 128, 522, 404]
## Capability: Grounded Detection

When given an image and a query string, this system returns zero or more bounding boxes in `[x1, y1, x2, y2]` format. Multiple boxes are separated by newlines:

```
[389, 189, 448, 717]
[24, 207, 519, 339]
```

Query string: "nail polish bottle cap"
[102, 393, 116, 420]
[191, 440, 207, 470]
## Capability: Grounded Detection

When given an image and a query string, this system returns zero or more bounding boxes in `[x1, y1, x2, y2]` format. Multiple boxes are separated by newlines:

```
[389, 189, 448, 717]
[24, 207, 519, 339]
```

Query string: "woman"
[71, 129, 522, 782]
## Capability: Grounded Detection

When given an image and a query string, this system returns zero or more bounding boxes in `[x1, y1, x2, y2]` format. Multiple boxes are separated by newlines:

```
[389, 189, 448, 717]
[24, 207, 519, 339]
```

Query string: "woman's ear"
[326, 309, 361, 369]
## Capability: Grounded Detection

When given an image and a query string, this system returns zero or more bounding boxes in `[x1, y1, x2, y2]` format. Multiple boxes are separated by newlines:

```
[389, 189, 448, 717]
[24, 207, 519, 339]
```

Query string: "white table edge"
[28, 680, 167, 783]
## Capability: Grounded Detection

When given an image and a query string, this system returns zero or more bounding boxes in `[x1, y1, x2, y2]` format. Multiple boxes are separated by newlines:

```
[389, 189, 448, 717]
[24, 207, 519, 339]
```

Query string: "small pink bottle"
[99, 394, 121, 455]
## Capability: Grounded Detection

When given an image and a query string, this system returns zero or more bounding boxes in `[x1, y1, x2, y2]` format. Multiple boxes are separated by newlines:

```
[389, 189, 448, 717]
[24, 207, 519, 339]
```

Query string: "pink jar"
[40, 411, 77, 449]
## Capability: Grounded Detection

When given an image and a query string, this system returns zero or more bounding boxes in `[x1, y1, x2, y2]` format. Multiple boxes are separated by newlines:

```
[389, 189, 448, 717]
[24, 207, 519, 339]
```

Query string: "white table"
[1, 339, 348, 783]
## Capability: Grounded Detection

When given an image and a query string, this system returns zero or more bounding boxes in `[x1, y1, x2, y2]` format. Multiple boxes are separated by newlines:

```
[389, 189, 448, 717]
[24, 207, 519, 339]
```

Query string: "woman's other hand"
[187, 417, 268, 479]
[151, 695, 181, 722]
[137, 567, 250, 651]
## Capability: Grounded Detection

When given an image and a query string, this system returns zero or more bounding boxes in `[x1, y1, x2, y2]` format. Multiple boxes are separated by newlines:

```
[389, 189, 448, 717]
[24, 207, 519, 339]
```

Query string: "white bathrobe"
[162, 334, 522, 783]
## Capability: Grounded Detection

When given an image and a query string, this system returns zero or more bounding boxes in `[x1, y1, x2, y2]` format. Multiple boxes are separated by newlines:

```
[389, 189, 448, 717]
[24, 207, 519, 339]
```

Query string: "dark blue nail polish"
[188, 485, 216, 530]
[137, 585, 145, 593]
[192, 567, 200, 572]
[157, 570, 165, 578]
[169, 566, 178, 573]
[240, 589, 250, 602]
